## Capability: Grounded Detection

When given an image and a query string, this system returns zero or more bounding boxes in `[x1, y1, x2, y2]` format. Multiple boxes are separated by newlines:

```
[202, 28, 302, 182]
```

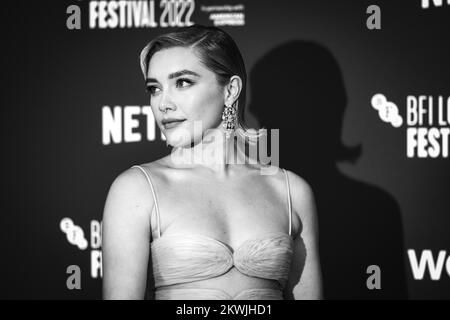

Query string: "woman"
[102, 25, 322, 300]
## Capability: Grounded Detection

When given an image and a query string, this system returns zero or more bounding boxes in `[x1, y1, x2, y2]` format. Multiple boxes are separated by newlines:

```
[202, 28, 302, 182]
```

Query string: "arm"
[102, 168, 153, 299]
[285, 170, 323, 300]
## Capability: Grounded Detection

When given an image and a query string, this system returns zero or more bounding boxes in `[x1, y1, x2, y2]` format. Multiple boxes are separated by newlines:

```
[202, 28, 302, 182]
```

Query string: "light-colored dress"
[132, 165, 294, 300]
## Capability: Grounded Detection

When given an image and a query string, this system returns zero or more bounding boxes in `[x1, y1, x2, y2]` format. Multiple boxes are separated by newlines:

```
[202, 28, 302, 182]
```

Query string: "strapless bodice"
[151, 232, 293, 299]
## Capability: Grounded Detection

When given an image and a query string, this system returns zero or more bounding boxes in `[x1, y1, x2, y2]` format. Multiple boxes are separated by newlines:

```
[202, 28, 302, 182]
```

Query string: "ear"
[224, 76, 242, 106]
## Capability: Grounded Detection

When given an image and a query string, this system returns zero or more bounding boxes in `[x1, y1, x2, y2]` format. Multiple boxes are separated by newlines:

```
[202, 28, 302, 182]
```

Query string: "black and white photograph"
[3, 0, 450, 303]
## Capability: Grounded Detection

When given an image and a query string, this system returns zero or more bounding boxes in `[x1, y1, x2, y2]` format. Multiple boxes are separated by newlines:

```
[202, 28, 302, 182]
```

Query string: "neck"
[170, 127, 246, 176]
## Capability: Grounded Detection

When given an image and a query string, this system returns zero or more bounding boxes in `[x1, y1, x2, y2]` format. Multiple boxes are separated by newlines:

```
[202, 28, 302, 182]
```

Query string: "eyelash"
[147, 78, 194, 96]
[176, 78, 194, 88]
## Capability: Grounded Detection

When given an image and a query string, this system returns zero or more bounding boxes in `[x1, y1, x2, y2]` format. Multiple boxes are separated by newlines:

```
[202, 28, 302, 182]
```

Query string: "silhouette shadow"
[248, 41, 408, 299]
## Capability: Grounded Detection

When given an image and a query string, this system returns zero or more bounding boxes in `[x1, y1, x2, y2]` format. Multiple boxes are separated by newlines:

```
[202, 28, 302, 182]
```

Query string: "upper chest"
[146, 166, 293, 240]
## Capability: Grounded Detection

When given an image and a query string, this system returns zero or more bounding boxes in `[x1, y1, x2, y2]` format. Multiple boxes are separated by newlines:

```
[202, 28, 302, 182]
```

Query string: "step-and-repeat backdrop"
[4, 0, 449, 299]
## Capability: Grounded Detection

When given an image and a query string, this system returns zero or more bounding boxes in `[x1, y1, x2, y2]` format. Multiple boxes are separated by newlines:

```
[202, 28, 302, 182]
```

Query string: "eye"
[176, 78, 194, 88]
[147, 85, 161, 96]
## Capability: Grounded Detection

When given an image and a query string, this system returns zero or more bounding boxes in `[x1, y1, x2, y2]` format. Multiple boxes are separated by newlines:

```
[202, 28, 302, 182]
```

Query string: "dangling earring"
[222, 101, 238, 139]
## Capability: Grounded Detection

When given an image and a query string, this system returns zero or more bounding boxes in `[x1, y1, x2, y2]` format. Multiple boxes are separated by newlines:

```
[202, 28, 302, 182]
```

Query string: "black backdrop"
[3, 0, 450, 299]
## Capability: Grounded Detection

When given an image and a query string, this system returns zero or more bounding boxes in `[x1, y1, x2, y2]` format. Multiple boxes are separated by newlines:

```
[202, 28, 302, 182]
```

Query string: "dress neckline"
[151, 232, 293, 254]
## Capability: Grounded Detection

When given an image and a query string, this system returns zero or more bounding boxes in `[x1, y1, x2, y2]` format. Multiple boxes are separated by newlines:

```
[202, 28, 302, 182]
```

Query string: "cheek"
[149, 102, 161, 122]
[184, 85, 223, 121]
[149, 95, 157, 110]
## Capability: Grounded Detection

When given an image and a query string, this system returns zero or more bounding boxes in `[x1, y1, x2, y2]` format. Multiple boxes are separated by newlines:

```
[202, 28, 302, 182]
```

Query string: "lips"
[162, 119, 186, 129]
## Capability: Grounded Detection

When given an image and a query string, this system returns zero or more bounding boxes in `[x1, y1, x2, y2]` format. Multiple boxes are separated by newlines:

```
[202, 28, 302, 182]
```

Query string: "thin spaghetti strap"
[282, 168, 293, 236]
[131, 165, 161, 238]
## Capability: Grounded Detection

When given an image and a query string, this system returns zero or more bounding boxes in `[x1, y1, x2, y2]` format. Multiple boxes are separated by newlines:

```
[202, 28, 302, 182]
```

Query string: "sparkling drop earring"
[222, 101, 238, 139]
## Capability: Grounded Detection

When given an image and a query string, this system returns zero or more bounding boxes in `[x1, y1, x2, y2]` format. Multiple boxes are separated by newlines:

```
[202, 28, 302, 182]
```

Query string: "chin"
[166, 130, 206, 148]
[167, 138, 190, 148]
[164, 130, 191, 148]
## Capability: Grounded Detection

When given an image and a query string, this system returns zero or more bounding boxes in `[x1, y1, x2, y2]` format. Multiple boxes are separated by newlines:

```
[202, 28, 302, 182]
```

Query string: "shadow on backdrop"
[248, 41, 408, 299]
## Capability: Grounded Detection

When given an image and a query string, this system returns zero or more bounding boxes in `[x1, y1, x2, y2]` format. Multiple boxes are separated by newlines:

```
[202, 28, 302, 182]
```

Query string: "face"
[146, 47, 225, 147]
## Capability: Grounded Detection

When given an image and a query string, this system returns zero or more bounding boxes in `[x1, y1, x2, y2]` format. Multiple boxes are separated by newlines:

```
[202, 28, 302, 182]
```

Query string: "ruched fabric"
[151, 234, 234, 287]
[233, 234, 293, 286]
[151, 233, 294, 288]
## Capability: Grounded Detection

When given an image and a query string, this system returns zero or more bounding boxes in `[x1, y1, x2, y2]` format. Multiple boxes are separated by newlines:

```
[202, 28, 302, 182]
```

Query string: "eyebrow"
[146, 69, 201, 84]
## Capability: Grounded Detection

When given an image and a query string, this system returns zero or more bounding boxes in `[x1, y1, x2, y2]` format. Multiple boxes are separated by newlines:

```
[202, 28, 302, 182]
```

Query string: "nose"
[158, 91, 176, 114]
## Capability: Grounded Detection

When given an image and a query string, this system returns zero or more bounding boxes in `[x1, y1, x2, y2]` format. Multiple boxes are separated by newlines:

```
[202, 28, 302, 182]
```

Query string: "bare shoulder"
[110, 166, 150, 198]
[103, 164, 159, 220]
[284, 170, 315, 204]
[284, 169, 318, 234]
